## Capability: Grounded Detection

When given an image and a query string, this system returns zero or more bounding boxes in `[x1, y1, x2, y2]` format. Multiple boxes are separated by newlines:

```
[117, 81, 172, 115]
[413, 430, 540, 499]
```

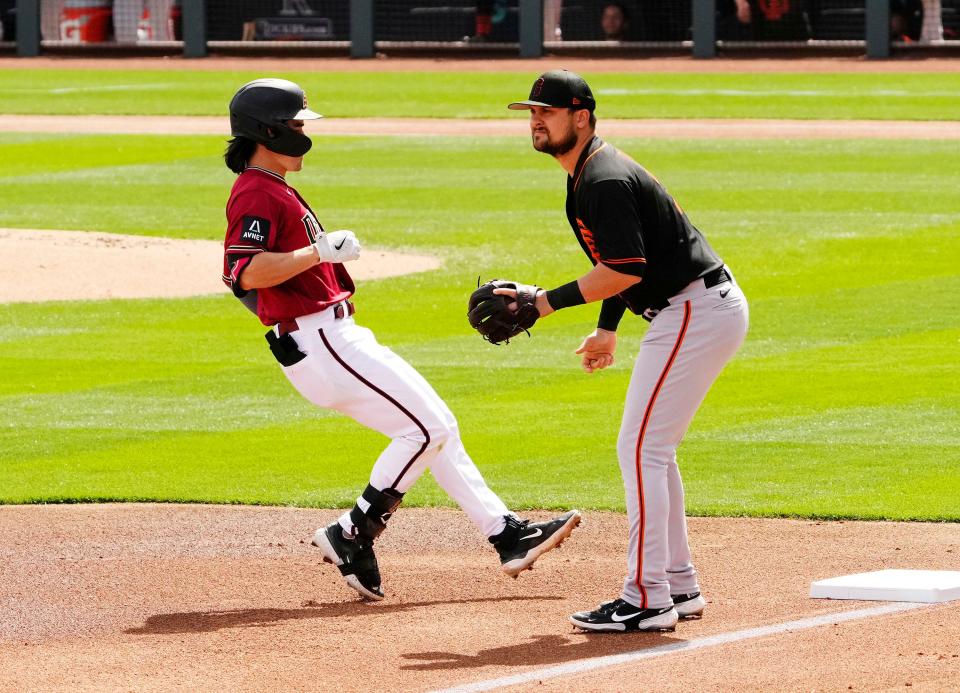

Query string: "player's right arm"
[239, 247, 322, 290]
[575, 328, 617, 373]
[225, 190, 359, 293]
[240, 229, 361, 289]
[224, 190, 280, 298]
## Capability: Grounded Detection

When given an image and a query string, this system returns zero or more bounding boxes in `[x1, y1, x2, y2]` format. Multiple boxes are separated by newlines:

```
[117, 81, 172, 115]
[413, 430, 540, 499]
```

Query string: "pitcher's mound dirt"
[0, 504, 956, 691]
[0, 229, 440, 303]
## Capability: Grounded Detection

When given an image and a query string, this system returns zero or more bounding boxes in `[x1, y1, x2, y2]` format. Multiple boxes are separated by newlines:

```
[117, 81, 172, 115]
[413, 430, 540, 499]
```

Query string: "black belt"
[702, 265, 733, 289]
[276, 300, 355, 336]
[642, 266, 732, 322]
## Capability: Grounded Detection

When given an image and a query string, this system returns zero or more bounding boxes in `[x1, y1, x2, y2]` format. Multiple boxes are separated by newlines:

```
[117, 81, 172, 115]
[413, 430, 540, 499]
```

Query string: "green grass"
[1, 133, 958, 521]
[1, 70, 959, 120]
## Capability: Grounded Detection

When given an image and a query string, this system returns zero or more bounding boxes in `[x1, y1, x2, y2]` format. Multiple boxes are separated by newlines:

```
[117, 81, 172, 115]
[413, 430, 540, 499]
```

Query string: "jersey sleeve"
[582, 179, 647, 278]
[223, 190, 278, 298]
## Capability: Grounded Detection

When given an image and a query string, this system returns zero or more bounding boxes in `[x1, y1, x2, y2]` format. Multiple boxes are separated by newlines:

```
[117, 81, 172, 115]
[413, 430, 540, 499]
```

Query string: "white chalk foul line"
[430, 601, 929, 693]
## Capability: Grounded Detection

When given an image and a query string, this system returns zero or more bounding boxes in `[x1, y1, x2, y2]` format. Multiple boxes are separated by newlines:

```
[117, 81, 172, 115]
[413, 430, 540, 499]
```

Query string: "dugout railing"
[7, 0, 959, 58]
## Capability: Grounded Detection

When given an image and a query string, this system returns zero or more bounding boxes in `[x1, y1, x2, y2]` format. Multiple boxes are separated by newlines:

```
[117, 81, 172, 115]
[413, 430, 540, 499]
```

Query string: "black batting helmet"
[229, 78, 322, 157]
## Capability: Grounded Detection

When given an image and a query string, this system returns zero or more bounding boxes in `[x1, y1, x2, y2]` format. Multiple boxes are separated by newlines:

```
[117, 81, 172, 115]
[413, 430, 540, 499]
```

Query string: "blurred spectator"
[544, 0, 563, 41]
[718, 0, 810, 40]
[41, 0, 66, 40]
[919, 0, 944, 40]
[891, 0, 923, 40]
[601, 2, 631, 40]
[466, 0, 558, 42]
[465, 0, 497, 42]
[890, 0, 948, 42]
[114, 0, 177, 42]
[718, 0, 754, 39]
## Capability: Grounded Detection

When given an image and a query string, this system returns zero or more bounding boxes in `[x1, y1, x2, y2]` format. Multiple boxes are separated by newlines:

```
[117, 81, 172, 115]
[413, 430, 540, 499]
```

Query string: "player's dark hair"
[224, 136, 258, 174]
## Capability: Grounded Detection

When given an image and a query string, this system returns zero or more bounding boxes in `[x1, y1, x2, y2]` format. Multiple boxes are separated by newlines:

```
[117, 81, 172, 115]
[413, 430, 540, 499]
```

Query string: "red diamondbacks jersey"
[222, 167, 354, 326]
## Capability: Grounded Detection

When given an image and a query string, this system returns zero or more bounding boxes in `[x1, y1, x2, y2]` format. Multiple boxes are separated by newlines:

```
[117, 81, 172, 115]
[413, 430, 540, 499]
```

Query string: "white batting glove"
[314, 230, 361, 263]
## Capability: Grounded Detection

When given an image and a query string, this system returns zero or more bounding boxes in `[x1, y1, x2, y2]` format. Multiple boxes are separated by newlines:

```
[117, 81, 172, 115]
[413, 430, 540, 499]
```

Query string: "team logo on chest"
[301, 211, 325, 243]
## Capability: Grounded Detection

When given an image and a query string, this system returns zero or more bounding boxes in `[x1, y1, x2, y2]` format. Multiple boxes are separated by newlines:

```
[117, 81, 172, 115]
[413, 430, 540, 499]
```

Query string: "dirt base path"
[0, 505, 956, 691]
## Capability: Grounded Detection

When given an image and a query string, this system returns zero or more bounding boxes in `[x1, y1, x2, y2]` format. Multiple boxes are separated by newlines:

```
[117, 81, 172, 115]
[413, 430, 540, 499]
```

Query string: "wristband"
[545, 280, 586, 311]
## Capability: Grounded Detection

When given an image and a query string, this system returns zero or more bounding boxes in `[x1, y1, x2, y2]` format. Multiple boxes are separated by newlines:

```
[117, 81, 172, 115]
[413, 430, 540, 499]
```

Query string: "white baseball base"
[810, 569, 960, 603]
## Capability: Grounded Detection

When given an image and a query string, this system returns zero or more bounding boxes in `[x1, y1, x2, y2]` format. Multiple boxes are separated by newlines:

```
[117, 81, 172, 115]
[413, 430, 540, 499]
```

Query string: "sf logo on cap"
[532, 77, 545, 99]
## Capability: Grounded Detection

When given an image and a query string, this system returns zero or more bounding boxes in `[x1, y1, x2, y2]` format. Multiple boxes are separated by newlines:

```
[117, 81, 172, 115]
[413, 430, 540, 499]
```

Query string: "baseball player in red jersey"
[221, 78, 580, 602]
[500, 70, 749, 632]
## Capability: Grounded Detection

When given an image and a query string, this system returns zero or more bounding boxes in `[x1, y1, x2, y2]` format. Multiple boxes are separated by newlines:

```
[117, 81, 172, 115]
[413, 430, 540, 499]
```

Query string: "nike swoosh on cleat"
[610, 610, 642, 622]
[519, 528, 543, 541]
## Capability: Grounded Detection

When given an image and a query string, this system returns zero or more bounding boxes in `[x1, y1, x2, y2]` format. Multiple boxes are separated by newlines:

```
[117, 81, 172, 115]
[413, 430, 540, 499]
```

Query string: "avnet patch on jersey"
[240, 216, 271, 246]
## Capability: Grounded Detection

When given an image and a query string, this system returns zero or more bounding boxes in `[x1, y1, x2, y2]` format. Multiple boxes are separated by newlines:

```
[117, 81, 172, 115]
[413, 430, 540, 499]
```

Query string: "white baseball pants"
[277, 305, 510, 539]
[618, 272, 749, 609]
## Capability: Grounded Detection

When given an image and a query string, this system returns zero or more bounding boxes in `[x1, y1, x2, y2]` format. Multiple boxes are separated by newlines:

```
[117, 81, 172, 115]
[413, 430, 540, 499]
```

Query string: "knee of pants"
[402, 416, 459, 452]
[617, 433, 675, 471]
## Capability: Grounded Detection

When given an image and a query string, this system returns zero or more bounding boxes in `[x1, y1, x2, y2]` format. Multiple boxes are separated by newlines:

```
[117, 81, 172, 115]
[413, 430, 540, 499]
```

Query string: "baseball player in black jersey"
[500, 70, 749, 632]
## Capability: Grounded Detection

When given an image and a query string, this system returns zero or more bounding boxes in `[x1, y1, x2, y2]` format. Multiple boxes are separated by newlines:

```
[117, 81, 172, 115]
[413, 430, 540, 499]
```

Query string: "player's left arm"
[533, 262, 639, 317]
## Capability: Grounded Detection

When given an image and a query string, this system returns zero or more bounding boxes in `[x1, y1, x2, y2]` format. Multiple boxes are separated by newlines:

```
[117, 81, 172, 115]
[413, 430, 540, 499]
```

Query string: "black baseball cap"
[508, 70, 596, 112]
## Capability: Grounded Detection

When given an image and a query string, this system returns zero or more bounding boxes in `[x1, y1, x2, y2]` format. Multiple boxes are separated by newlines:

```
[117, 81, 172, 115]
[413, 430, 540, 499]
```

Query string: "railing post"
[16, 0, 42, 56]
[182, 0, 208, 58]
[866, 0, 891, 59]
[351, 0, 375, 58]
[519, 0, 544, 58]
[692, 0, 717, 59]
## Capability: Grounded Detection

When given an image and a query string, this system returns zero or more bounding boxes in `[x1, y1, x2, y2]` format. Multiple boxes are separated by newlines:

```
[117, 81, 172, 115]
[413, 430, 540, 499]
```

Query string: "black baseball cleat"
[311, 523, 384, 601]
[491, 510, 582, 578]
[570, 598, 679, 633]
[672, 591, 706, 619]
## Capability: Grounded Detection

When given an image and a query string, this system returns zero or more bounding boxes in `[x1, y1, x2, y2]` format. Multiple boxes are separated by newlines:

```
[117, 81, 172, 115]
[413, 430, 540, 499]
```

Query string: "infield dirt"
[0, 505, 957, 691]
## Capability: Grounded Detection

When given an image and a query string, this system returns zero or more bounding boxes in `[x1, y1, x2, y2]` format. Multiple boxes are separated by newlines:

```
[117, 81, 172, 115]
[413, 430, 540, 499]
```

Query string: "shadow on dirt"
[125, 595, 562, 635]
[401, 630, 683, 670]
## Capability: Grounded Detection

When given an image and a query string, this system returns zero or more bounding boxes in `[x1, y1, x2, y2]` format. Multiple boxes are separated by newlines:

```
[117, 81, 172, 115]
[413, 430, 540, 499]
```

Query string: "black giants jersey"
[565, 136, 722, 315]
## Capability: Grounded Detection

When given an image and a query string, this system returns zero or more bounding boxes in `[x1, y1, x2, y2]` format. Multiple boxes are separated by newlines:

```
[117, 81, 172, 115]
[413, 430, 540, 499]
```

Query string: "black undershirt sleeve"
[598, 296, 628, 332]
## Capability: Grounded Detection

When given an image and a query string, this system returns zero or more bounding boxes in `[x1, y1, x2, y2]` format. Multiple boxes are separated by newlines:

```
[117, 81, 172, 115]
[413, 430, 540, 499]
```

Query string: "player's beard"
[533, 126, 578, 157]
